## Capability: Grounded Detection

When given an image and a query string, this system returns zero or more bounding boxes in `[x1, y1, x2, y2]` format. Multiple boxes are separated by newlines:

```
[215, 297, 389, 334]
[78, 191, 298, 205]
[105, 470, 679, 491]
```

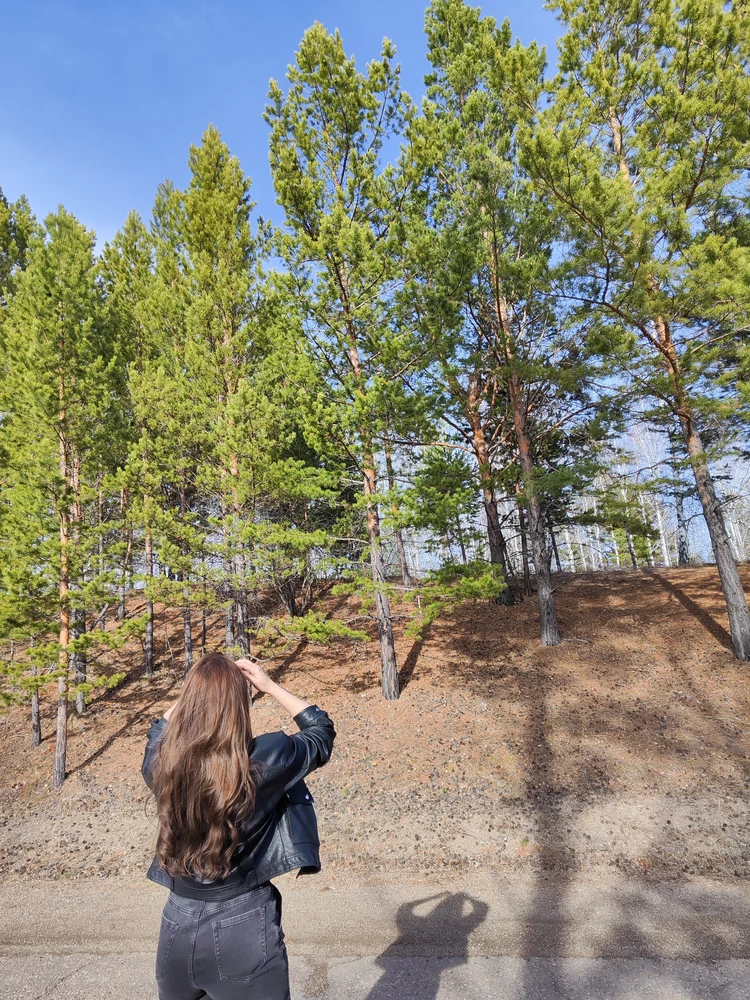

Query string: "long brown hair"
[151, 652, 257, 881]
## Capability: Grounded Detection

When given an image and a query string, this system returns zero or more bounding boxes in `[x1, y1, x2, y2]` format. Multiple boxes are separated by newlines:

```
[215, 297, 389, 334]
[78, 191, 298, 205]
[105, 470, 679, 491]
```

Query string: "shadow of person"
[364, 891, 489, 1000]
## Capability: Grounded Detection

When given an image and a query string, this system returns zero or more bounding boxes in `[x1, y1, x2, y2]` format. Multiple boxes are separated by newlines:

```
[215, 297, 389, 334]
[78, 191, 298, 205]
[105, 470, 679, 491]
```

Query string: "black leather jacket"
[141, 704, 336, 900]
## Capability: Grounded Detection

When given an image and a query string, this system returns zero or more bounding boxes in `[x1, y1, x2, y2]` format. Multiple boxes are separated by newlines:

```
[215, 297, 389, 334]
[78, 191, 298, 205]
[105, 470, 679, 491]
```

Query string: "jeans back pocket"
[155, 914, 181, 981]
[212, 905, 267, 983]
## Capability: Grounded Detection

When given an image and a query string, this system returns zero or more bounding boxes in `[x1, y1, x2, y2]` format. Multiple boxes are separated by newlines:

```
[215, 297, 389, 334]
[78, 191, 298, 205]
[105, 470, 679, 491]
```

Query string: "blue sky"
[2, 1, 560, 246]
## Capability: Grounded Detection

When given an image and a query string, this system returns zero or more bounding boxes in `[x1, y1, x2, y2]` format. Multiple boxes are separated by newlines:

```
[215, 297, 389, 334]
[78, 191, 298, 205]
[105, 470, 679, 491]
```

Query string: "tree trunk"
[54, 526, 70, 789]
[53, 672, 68, 788]
[201, 607, 207, 656]
[679, 413, 750, 659]
[510, 375, 560, 645]
[223, 549, 235, 650]
[468, 416, 515, 605]
[364, 457, 399, 700]
[518, 504, 533, 598]
[549, 523, 563, 573]
[455, 522, 468, 564]
[344, 320, 399, 699]
[144, 529, 154, 678]
[625, 531, 638, 568]
[71, 607, 87, 715]
[383, 432, 413, 588]
[392, 527, 412, 586]
[593, 519, 603, 570]
[675, 493, 689, 566]
[654, 501, 671, 567]
[225, 603, 235, 650]
[727, 515, 744, 562]
[235, 589, 250, 656]
[638, 494, 654, 567]
[612, 531, 621, 568]
[54, 369, 70, 789]
[183, 586, 193, 676]
[576, 527, 588, 571]
[669, 428, 690, 566]
[563, 528, 576, 571]
[117, 489, 128, 620]
[31, 664, 41, 747]
[486, 496, 516, 605]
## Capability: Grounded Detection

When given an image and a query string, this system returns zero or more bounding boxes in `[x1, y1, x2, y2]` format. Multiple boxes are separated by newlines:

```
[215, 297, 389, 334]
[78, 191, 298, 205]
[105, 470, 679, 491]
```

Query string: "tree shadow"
[518, 656, 579, 995]
[514, 639, 748, 999]
[364, 891, 488, 1000]
[647, 571, 733, 652]
[65, 679, 180, 778]
[399, 629, 431, 692]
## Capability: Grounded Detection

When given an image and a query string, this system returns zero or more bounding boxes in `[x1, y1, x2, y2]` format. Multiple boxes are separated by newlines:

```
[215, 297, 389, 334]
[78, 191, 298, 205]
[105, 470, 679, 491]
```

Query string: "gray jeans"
[155, 882, 291, 1000]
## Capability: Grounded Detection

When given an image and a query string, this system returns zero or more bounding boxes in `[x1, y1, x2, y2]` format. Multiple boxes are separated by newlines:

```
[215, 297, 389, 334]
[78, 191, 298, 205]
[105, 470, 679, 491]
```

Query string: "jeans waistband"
[167, 882, 278, 913]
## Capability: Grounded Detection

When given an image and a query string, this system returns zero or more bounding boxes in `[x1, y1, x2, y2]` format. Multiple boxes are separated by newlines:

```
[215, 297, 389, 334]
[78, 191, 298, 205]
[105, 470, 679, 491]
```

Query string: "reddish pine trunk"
[53, 516, 70, 789]
[30, 661, 41, 747]
[468, 411, 515, 605]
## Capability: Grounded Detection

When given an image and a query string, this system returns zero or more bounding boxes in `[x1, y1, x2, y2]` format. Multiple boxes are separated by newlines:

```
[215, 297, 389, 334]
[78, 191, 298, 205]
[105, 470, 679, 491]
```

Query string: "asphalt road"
[2, 872, 749, 998]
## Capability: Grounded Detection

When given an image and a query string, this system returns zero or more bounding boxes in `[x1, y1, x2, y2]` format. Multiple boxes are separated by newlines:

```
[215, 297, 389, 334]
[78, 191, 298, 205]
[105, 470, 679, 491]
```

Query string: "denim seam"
[167, 896, 199, 915]
[204, 886, 273, 915]
[188, 901, 205, 989]
[155, 915, 181, 981]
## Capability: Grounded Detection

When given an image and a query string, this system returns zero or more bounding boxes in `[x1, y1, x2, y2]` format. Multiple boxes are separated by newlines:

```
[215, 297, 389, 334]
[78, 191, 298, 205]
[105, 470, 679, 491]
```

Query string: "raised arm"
[236, 658, 335, 789]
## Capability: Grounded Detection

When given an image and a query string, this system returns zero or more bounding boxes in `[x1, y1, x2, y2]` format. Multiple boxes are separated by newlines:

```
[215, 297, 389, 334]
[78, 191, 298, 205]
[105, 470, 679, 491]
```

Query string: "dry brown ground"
[1, 567, 748, 884]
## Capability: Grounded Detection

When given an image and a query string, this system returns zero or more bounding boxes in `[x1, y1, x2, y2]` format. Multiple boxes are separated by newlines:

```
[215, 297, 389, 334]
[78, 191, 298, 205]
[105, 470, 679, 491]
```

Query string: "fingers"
[235, 657, 257, 672]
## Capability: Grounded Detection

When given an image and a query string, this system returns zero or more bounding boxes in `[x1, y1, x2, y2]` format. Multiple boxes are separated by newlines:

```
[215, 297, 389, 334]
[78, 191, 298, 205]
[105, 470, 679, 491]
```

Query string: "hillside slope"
[1, 567, 748, 883]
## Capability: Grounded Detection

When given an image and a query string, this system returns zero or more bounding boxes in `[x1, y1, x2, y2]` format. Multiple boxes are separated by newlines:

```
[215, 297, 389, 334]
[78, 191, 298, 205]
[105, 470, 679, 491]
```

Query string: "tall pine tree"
[265, 25, 424, 699]
[523, 0, 750, 657]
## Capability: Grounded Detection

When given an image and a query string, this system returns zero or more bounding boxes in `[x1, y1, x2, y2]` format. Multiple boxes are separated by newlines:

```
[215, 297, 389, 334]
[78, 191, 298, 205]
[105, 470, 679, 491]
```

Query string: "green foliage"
[254, 610, 370, 654]
[264, 22, 426, 462]
[522, 0, 750, 427]
[0, 206, 143, 714]
[405, 561, 506, 640]
[3, 0, 750, 738]
[397, 448, 481, 559]
[0, 188, 38, 305]
[576, 485, 657, 542]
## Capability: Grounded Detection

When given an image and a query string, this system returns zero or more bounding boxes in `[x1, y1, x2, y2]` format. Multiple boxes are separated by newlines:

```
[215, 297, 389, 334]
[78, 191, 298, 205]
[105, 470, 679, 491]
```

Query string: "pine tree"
[100, 211, 162, 674]
[522, 0, 750, 657]
[1, 208, 123, 786]
[0, 188, 37, 305]
[407, 0, 605, 642]
[174, 125, 271, 659]
[265, 24, 424, 699]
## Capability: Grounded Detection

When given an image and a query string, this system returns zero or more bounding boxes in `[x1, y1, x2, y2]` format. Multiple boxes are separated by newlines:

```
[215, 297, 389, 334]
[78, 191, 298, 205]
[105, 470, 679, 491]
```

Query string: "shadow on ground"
[516, 607, 746, 999]
[364, 891, 488, 1000]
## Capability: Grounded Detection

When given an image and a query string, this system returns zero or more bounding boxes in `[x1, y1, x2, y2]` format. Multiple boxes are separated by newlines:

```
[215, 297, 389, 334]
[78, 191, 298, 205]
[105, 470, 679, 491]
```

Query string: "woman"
[141, 651, 336, 1000]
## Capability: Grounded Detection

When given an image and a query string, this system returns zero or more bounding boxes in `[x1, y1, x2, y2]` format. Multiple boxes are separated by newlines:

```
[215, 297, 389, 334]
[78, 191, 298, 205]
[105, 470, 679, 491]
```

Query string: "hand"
[236, 657, 274, 694]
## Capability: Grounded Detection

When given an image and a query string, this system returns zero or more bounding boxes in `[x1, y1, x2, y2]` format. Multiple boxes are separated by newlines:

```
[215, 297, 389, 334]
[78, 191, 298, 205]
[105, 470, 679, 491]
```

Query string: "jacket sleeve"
[141, 716, 168, 792]
[274, 705, 336, 792]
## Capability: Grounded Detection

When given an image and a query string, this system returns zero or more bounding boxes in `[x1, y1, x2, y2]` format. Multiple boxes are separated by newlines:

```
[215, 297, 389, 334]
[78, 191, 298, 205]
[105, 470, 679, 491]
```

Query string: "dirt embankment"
[1, 567, 748, 884]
